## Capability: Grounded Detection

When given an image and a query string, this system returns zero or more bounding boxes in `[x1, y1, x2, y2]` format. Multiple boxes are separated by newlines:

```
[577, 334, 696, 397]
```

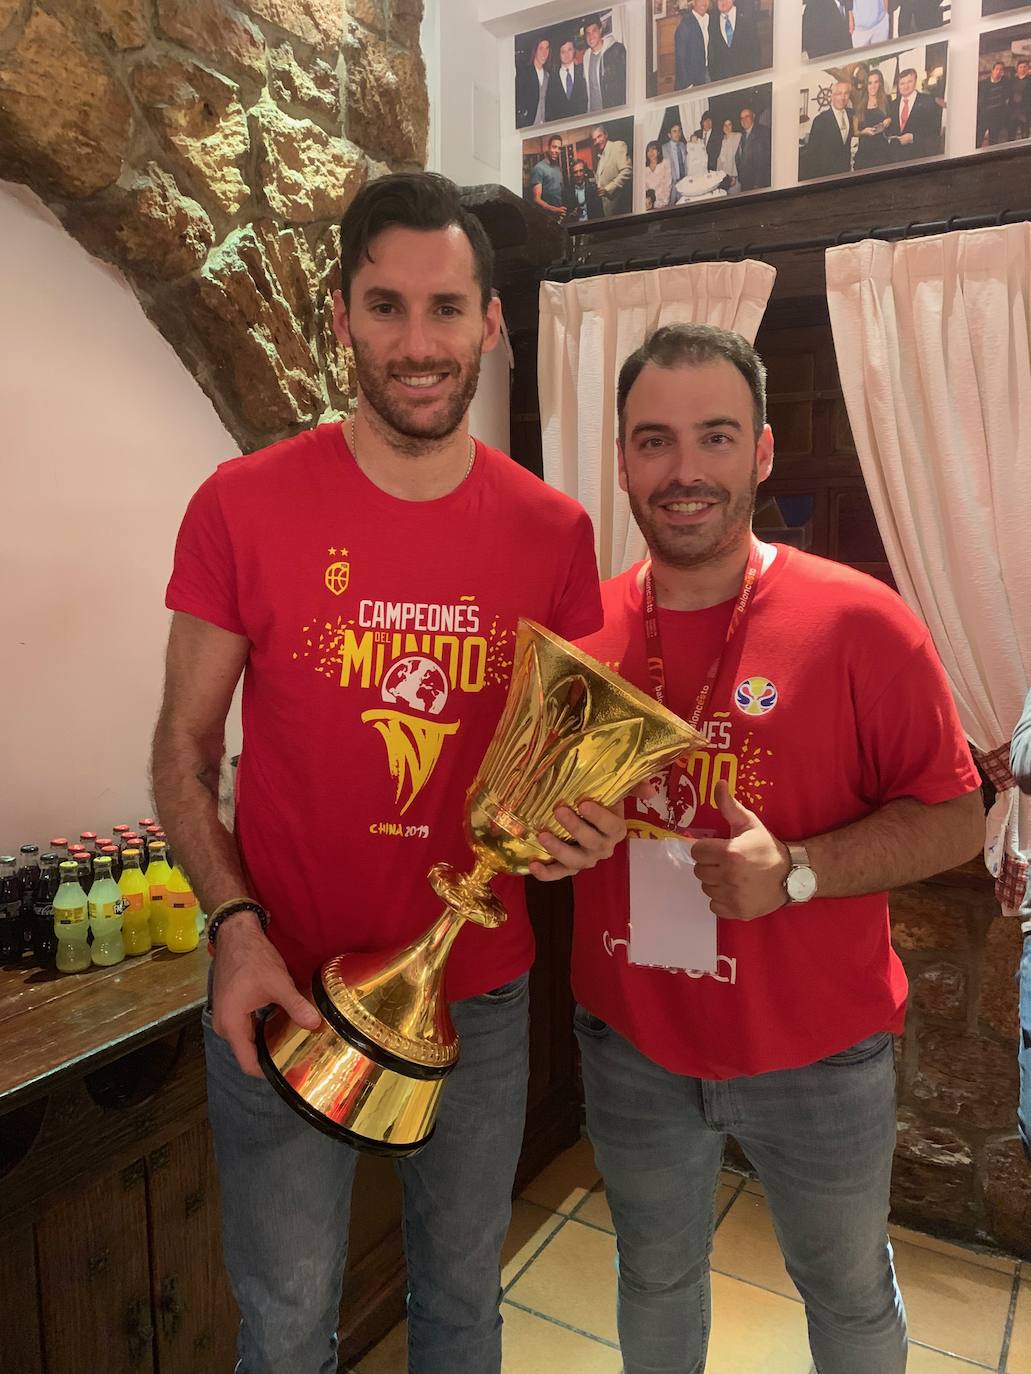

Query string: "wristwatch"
[784, 843, 817, 904]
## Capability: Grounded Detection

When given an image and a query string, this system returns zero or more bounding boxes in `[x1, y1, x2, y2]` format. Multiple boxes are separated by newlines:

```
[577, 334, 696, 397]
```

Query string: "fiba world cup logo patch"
[734, 676, 778, 717]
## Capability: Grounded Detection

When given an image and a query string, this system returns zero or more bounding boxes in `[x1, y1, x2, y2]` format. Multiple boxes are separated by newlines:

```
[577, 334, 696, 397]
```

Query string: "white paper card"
[628, 837, 717, 973]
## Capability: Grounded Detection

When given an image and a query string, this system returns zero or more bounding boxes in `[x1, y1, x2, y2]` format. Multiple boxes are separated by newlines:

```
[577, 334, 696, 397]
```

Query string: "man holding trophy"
[153, 173, 630, 1374]
[572, 323, 985, 1374]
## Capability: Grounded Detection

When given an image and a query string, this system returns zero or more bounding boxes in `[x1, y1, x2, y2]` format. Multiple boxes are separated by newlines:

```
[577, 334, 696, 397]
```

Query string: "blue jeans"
[575, 1009, 907, 1374]
[204, 975, 530, 1374]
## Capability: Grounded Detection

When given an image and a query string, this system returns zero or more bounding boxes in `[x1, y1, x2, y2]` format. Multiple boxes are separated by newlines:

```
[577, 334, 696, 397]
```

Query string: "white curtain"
[825, 224, 1031, 905]
[538, 260, 777, 578]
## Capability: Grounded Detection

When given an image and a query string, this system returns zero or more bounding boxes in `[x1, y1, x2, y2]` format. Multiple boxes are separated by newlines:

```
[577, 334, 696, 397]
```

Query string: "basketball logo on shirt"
[325, 547, 350, 596]
[734, 676, 778, 716]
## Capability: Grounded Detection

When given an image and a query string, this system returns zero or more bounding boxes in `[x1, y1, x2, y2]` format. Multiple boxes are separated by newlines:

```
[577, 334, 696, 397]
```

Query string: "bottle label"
[88, 901, 118, 919]
[115, 897, 127, 916]
[150, 888, 167, 904]
[56, 909, 87, 925]
[123, 892, 145, 912]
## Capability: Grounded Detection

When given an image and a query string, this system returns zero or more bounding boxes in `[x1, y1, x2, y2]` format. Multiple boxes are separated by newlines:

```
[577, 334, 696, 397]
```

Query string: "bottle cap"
[59, 861, 78, 875]
[97, 837, 113, 847]
[100, 845, 119, 855]
[40, 853, 58, 863]
[50, 837, 68, 847]
[0, 855, 16, 865]
[112, 825, 131, 834]
[80, 832, 97, 842]
[139, 818, 157, 829]
[20, 844, 40, 855]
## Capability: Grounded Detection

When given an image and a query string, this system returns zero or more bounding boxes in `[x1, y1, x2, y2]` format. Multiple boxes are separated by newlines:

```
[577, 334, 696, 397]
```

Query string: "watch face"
[787, 866, 817, 902]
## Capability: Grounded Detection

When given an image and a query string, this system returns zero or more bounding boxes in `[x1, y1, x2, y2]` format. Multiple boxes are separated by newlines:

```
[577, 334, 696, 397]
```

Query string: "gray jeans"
[576, 1010, 907, 1374]
[204, 974, 530, 1374]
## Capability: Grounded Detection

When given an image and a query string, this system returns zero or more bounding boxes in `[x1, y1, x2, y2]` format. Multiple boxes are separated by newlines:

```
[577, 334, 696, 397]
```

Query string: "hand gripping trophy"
[257, 619, 705, 1154]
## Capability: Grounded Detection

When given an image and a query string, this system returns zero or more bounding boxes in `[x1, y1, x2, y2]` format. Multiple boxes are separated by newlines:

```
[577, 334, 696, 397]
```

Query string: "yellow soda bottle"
[118, 848, 152, 956]
[53, 860, 91, 973]
[147, 840, 173, 947]
[89, 855, 125, 967]
[164, 866, 200, 954]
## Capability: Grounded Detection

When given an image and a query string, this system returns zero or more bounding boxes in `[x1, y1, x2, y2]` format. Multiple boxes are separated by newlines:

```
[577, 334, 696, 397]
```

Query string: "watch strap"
[786, 842, 810, 869]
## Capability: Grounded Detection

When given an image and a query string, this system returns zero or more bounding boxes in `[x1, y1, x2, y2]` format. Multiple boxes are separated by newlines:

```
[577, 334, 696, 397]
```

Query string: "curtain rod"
[544, 207, 1031, 282]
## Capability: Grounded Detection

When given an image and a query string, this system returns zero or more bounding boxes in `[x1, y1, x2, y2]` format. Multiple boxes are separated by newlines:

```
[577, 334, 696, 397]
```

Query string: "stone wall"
[890, 862, 1030, 1257]
[0, 0, 428, 451]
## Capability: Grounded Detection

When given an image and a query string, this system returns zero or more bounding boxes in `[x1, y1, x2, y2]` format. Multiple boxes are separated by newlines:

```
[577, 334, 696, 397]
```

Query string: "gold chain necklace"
[347, 414, 475, 483]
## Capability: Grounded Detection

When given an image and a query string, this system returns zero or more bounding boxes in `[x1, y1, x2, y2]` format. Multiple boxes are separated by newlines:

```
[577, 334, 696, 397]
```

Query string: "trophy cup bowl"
[256, 618, 706, 1155]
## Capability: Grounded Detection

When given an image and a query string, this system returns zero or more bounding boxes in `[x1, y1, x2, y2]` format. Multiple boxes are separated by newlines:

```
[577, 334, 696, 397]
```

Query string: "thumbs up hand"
[689, 780, 792, 921]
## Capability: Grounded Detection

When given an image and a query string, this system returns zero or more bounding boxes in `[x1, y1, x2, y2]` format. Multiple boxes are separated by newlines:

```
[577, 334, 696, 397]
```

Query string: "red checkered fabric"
[996, 852, 1029, 910]
[972, 741, 1018, 793]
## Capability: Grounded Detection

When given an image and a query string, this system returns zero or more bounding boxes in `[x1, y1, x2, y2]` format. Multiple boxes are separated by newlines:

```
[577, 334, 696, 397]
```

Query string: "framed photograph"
[798, 42, 948, 182]
[522, 117, 635, 224]
[514, 7, 629, 131]
[975, 23, 1031, 147]
[802, 0, 950, 62]
[638, 82, 773, 211]
[645, 0, 775, 99]
[982, 0, 1031, 15]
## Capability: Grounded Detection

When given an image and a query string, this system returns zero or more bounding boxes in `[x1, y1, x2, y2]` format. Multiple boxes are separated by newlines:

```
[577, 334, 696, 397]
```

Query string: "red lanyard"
[643, 537, 764, 730]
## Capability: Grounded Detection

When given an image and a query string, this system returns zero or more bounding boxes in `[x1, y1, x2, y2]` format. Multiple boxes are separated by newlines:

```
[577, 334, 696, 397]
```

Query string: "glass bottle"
[164, 867, 200, 953]
[53, 860, 91, 973]
[100, 843, 121, 883]
[147, 841, 173, 947]
[0, 857, 20, 962]
[88, 855, 125, 967]
[118, 849, 152, 956]
[32, 853, 60, 966]
[79, 831, 98, 855]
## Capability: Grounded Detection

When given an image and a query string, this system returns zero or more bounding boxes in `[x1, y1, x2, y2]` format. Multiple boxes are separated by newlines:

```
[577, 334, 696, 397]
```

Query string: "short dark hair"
[584, 14, 603, 32]
[617, 324, 767, 443]
[338, 172, 494, 312]
[899, 67, 918, 82]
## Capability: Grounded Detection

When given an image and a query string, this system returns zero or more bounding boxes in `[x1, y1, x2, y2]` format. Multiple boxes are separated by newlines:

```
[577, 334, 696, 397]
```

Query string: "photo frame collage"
[517, 0, 1030, 223]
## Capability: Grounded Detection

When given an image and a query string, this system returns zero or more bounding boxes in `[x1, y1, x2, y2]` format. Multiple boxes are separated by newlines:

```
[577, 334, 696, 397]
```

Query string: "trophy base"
[255, 968, 452, 1157]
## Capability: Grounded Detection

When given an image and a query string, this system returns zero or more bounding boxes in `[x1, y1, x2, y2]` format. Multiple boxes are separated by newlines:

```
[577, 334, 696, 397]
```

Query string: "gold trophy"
[257, 618, 705, 1155]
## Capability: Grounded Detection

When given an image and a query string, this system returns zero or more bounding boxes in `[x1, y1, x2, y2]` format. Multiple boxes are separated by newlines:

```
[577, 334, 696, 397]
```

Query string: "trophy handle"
[429, 858, 507, 929]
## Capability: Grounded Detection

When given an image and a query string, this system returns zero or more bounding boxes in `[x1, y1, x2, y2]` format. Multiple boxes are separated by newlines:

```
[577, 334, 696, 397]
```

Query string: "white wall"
[0, 183, 239, 849]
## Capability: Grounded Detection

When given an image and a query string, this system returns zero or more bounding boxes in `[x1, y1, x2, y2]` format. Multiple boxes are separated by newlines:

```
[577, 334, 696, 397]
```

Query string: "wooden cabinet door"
[36, 1162, 154, 1374]
[0, 1222, 44, 1373]
[146, 1124, 238, 1374]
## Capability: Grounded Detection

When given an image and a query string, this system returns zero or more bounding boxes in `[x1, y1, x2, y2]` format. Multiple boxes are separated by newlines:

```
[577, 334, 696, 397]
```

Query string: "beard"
[350, 334, 483, 450]
[628, 468, 758, 570]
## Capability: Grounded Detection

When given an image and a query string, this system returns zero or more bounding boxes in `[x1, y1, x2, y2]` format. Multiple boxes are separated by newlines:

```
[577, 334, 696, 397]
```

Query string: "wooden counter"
[0, 879, 581, 1372]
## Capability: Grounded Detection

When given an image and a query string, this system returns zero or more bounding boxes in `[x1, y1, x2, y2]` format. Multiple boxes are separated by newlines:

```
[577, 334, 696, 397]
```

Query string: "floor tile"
[520, 1138, 600, 1215]
[889, 1222, 1017, 1275]
[501, 1200, 564, 1287]
[907, 1342, 993, 1372]
[706, 1272, 812, 1373]
[500, 1304, 622, 1373]
[354, 1319, 406, 1373]
[710, 1189, 798, 1301]
[1008, 1277, 1031, 1374]
[505, 1217, 618, 1343]
[892, 1235, 1012, 1367]
[574, 1185, 614, 1233]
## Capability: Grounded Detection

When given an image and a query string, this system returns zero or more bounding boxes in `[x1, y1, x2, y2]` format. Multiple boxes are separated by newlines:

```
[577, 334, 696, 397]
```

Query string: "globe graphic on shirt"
[380, 656, 449, 717]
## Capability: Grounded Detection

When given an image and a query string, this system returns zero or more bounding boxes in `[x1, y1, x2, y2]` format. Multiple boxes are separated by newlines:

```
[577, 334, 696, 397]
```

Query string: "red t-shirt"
[166, 424, 602, 1000]
[572, 546, 980, 1078]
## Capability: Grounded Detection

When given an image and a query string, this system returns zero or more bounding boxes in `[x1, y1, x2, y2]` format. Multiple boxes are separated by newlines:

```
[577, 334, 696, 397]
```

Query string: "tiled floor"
[355, 1139, 1028, 1373]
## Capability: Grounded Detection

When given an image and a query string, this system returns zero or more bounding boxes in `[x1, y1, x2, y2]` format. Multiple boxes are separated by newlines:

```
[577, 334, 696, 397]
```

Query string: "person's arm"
[532, 178, 566, 220]
[608, 142, 633, 193]
[691, 781, 984, 919]
[152, 612, 320, 1074]
[1011, 687, 1031, 794]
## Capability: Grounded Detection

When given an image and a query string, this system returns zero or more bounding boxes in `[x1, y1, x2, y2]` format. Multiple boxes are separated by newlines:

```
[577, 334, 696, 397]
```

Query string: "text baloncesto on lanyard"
[642, 534, 765, 731]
